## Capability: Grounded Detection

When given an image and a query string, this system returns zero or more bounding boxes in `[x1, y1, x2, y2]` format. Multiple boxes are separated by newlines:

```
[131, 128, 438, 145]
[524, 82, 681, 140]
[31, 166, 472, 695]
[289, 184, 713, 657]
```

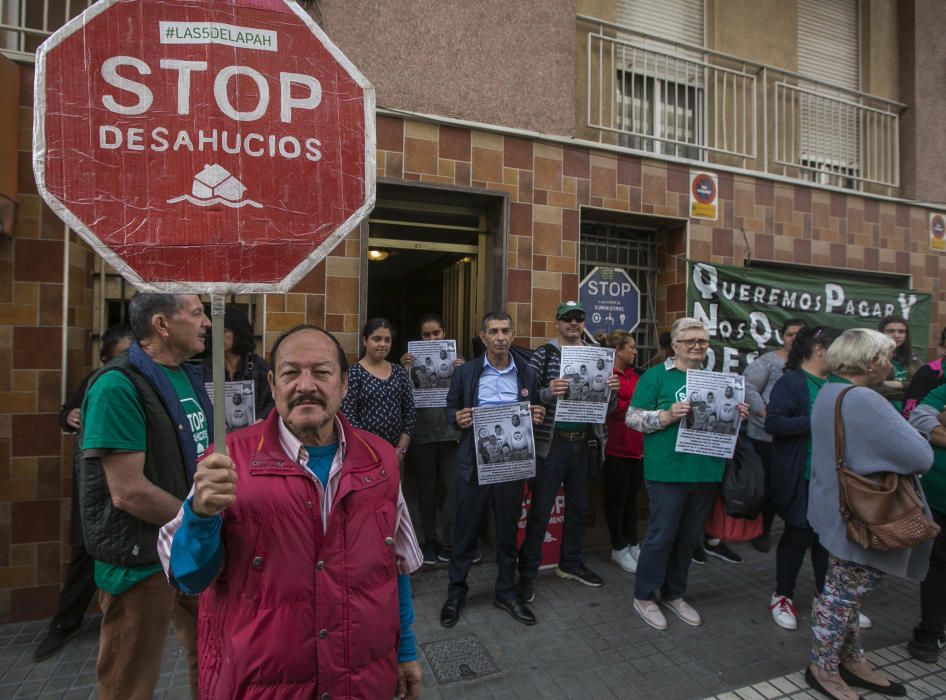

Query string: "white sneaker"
[628, 544, 641, 561]
[769, 594, 798, 630]
[858, 611, 872, 629]
[611, 547, 637, 573]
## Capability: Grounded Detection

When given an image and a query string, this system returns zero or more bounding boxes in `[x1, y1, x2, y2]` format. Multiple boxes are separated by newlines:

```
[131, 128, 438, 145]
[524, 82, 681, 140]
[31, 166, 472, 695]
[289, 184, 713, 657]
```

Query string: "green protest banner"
[687, 261, 932, 372]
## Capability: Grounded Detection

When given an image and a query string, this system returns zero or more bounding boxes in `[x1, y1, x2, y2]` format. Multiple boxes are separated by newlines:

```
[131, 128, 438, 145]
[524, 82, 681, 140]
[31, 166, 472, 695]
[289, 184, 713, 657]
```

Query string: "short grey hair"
[826, 328, 896, 376]
[481, 311, 512, 332]
[128, 293, 184, 341]
[670, 317, 708, 342]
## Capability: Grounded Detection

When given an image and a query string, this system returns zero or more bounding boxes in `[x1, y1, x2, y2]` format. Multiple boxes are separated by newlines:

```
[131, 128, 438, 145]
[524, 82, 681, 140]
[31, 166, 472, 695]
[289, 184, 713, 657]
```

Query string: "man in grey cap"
[517, 301, 620, 603]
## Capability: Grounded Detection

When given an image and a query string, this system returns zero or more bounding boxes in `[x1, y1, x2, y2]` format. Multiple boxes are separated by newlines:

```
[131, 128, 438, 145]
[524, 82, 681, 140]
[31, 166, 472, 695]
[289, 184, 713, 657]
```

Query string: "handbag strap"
[833, 385, 858, 471]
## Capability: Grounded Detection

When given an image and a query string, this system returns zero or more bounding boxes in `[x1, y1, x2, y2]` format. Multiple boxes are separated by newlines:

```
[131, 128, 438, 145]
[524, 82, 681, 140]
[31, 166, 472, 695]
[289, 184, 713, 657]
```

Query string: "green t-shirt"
[802, 370, 827, 479]
[82, 365, 209, 594]
[918, 384, 946, 514]
[630, 363, 724, 482]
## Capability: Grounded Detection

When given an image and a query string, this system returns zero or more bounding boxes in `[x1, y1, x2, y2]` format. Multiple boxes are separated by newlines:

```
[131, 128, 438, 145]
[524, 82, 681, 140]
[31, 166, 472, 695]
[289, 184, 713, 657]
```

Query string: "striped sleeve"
[395, 486, 423, 575]
[157, 485, 192, 582]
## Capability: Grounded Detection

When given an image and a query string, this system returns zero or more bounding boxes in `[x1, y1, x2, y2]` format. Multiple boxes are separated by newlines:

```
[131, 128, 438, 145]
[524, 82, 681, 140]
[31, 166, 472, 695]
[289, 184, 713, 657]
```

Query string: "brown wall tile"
[10, 585, 58, 623]
[404, 137, 438, 175]
[503, 137, 533, 170]
[563, 147, 590, 179]
[11, 500, 59, 544]
[439, 126, 471, 162]
[11, 414, 60, 458]
[13, 240, 62, 284]
[376, 116, 404, 152]
[12, 327, 61, 370]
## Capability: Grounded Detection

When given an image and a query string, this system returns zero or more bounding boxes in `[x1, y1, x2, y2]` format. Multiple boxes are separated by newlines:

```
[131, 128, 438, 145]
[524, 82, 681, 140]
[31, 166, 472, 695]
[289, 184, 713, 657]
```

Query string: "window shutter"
[797, 0, 859, 90]
[616, 0, 704, 47]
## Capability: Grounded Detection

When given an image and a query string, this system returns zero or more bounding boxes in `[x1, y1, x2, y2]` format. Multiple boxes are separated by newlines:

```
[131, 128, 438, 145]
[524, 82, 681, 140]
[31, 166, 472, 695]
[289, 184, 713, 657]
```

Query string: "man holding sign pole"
[159, 325, 424, 699]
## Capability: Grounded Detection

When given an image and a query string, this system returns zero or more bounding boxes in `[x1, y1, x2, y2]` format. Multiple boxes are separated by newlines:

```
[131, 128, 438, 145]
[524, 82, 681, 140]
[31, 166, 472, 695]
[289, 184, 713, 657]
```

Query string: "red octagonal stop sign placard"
[34, 0, 374, 293]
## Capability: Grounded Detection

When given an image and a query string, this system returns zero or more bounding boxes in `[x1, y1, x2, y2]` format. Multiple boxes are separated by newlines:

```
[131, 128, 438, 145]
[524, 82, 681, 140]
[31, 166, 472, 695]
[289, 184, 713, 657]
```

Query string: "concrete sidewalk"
[1, 538, 943, 699]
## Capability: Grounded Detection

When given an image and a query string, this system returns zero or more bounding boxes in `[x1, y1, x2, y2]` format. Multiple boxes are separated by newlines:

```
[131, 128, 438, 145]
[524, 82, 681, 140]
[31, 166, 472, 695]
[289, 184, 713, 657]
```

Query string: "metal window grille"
[579, 222, 659, 368]
[1, 0, 94, 62]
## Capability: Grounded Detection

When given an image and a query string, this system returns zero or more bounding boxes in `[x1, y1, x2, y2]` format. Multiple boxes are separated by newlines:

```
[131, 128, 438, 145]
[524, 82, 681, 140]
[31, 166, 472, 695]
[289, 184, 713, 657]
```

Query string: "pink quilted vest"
[198, 411, 401, 699]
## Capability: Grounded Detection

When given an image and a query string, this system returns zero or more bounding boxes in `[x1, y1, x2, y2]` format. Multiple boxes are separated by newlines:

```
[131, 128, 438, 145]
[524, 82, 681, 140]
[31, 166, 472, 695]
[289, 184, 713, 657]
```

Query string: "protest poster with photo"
[474, 401, 536, 485]
[675, 370, 745, 459]
[554, 345, 615, 424]
[407, 339, 457, 408]
[204, 380, 256, 432]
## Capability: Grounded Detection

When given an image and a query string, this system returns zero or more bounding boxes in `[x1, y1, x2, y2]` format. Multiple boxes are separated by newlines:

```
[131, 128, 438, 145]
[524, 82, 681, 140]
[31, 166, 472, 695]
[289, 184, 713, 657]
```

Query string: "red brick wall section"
[0, 60, 98, 623]
[370, 116, 946, 348]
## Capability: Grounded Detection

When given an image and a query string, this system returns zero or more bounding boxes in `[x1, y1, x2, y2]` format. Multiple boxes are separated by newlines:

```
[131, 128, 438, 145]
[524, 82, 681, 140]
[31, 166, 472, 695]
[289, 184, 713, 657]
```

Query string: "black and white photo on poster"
[675, 370, 745, 458]
[554, 345, 615, 424]
[406, 339, 457, 408]
[473, 401, 536, 485]
[203, 380, 256, 432]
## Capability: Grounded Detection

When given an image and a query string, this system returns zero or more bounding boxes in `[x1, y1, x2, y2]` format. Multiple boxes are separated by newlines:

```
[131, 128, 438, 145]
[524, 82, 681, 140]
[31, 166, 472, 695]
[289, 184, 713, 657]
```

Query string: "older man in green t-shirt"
[627, 317, 747, 632]
[79, 293, 211, 699]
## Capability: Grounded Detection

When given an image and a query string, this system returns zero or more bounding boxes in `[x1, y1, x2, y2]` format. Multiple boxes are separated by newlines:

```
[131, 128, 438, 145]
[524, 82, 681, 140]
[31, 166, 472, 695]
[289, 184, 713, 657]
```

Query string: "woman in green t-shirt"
[876, 315, 920, 411]
[626, 317, 748, 632]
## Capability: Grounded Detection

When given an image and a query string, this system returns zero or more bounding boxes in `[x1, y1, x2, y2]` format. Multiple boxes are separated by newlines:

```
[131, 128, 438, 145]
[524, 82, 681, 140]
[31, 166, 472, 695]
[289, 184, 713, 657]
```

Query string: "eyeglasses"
[676, 338, 710, 348]
[559, 313, 585, 323]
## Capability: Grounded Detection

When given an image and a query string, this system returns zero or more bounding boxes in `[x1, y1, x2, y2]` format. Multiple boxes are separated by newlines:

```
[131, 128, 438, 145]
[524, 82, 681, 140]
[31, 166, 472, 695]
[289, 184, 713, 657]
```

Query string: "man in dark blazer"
[441, 311, 545, 627]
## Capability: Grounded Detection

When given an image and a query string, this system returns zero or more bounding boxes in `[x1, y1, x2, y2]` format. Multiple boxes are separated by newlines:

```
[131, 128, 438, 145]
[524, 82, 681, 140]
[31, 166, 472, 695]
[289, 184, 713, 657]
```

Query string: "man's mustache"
[289, 393, 326, 409]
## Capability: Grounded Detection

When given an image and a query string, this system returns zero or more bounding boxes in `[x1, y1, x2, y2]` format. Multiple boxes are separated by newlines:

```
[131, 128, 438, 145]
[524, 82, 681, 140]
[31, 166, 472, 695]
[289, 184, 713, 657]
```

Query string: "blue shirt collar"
[482, 353, 517, 374]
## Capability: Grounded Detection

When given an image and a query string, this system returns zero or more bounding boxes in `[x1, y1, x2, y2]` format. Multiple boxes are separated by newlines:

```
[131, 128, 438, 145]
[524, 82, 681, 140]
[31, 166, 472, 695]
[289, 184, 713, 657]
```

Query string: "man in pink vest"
[158, 325, 424, 699]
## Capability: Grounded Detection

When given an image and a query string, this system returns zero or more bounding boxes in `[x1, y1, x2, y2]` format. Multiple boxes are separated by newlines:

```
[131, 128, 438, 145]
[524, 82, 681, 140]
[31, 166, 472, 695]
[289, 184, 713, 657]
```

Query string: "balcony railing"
[579, 16, 903, 194]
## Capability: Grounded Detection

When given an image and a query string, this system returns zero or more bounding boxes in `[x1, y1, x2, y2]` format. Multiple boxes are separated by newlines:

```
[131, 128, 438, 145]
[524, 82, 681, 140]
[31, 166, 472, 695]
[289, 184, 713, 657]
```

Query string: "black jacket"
[764, 368, 813, 527]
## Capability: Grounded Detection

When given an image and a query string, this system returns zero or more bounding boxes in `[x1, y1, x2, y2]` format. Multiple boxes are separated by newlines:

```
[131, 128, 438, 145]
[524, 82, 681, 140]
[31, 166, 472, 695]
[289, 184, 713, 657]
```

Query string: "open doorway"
[366, 183, 503, 359]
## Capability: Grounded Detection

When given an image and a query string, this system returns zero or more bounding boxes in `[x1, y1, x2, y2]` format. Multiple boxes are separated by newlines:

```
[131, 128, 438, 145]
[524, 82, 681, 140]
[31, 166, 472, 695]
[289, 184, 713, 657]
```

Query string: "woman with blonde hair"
[805, 328, 934, 700]
[627, 318, 748, 631]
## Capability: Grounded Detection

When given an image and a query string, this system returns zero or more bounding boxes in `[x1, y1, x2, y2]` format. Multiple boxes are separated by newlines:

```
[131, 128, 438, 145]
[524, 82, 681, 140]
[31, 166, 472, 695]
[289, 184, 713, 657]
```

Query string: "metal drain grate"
[421, 635, 501, 685]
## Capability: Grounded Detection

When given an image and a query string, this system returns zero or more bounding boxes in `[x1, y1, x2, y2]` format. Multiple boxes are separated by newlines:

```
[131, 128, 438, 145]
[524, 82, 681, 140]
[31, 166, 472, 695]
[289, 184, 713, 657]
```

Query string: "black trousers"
[775, 522, 829, 598]
[919, 509, 946, 632]
[447, 475, 524, 602]
[750, 438, 777, 535]
[48, 543, 96, 632]
[407, 441, 458, 545]
[518, 435, 589, 580]
[602, 454, 644, 550]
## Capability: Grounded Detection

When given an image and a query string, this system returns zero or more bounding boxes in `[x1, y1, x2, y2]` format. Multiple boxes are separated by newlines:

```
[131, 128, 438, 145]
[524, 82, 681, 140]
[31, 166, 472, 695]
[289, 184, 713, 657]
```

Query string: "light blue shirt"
[478, 354, 519, 406]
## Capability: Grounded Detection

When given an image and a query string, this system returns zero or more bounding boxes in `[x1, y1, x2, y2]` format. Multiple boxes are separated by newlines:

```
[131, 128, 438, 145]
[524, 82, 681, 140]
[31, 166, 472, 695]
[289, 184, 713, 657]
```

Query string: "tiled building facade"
[3, 0, 946, 621]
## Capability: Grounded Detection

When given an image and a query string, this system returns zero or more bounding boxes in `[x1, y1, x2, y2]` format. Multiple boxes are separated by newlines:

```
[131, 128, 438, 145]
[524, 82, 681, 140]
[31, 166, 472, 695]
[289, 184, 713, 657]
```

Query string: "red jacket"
[198, 411, 401, 700]
[605, 367, 644, 459]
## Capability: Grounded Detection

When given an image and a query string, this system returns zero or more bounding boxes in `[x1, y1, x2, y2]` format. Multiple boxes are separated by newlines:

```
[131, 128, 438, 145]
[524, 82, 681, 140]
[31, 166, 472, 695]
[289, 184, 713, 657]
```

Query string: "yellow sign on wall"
[930, 212, 946, 252]
[690, 170, 718, 221]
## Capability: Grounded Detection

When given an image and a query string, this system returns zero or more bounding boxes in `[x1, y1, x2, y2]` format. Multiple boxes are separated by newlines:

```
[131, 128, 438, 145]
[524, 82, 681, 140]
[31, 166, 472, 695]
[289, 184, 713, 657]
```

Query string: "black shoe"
[440, 598, 464, 628]
[908, 626, 945, 664]
[704, 540, 743, 564]
[471, 550, 482, 565]
[556, 564, 603, 587]
[839, 665, 906, 697]
[750, 533, 771, 553]
[494, 597, 537, 625]
[516, 577, 535, 603]
[436, 544, 452, 563]
[32, 623, 81, 663]
[805, 667, 865, 700]
[691, 546, 706, 565]
[422, 541, 439, 566]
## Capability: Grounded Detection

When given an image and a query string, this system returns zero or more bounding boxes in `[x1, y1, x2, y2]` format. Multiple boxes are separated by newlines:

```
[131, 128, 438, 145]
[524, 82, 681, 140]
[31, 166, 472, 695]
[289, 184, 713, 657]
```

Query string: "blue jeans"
[634, 481, 717, 601]
[518, 434, 589, 580]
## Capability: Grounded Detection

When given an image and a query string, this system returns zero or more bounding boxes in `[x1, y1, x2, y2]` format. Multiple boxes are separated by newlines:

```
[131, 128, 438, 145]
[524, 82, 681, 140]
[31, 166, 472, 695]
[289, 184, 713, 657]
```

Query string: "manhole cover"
[422, 635, 501, 685]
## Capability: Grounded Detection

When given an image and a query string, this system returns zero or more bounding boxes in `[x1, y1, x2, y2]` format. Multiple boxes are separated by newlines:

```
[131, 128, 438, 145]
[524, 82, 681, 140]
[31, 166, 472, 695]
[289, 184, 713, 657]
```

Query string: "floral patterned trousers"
[810, 555, 882, 673]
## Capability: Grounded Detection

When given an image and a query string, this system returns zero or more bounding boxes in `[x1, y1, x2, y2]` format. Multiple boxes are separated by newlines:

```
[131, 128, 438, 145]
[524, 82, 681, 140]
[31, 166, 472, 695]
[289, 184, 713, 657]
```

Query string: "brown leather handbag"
[834, 386, 941, 551]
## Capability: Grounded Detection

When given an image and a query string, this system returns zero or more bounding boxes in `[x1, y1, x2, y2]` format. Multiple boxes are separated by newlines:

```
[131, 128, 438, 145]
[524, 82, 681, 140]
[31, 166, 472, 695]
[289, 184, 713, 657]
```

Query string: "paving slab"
[0, 535, 942, 699]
